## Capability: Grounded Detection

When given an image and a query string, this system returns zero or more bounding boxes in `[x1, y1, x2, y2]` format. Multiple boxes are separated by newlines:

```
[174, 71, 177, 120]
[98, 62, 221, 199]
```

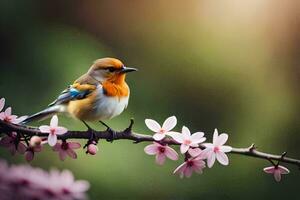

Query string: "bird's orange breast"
[102, 74, 130, 98]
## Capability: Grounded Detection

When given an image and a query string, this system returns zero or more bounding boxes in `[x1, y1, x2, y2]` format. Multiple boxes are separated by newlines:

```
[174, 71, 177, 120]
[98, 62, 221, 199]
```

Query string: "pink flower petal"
[190, 132, 205, 143]
[50, 115, 58, 128]
[165, 146, 179, 160]
[200, 148, 212, 159]
[48, 134, 57, 147]
[13, 116, 28, 124]
[220, 145, 232, 152]
[153, 133, 165, 141]
[184, 166, 193, 178]
[0, 112, 5, 120]
[53, 143, 62, 151]
[0, 136, 12, 146]
[155, 153, 166, 165]
[169, 132, 184, 143]
[263, 166, 276, 174]
[207, 152, 216, 168]
[5, 107, 11, 116]
[215, 133, 228, 146]
[73, 180, 90, 193]
[180, 144, 190, 154]
[144, 144, 159, 155]
[188, 148, 202, 157]
[17, 142, 26, 154]
[68, 142, 81, 149]
[145, 119, 161, 132]
[55, 127, 68, 135]
[182, 126, 191, 138]
[67, 149, 77, 159]
[39, 125, 51, 133]
[274, 170, 282, 182]
[203, 143, 214, 148]
[278, 165, 290, 174]
[0, 98, 5, 111]
[162, 116, 177, 132]
[59, 150, 68, 161]
[25, 151, 34, 162]
[173, 162, 187, 175]
[216, 151, 229, 165]
[213, 128, 219, 144]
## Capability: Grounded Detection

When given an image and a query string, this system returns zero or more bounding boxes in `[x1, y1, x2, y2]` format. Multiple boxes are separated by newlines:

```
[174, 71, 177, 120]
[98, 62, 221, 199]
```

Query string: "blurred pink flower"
[0, 159, 89, 200]
[0, 132, 26, 155]
[39, 115, 68, 146]
[87, 142, 98, 155]
[145, 116, 177, 141]
[169, 126, 206, 154]
[202, 129, 232, 168]
[24, 136, 43, 162]
[0, 107, 28, 124]
[0, 98, 5, 112]
[53, 141, 81, 161]
[144, 142, 178, 165]
[264, 165, 290, 182]
[173, 157, 206, 178]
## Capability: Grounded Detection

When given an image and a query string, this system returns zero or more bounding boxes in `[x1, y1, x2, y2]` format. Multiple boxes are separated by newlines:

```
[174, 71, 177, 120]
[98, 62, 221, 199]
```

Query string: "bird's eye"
[107, 67, 116, 72]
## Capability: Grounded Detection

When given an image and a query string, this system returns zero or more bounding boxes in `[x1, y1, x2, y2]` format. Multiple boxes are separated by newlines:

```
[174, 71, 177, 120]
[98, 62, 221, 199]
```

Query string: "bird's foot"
[99, 121, 117, 143]
[82, 121, 97, 148]
[123, 118, 134, 135]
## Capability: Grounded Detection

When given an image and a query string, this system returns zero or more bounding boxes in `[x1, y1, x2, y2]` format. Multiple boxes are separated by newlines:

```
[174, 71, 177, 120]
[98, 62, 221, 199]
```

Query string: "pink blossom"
[39, 115, 68, 146]
[24, 136, 43, 162]
[87, 142, 98, 155]
[0, 107, 28, 124]
[202, 129, 232, 168]
[53, 141, 81, 161]
[144, 142, 178, 165]
[0, 132, 26, 155]
[264, 165, 290, 182]
[173, 157, 206, 178]
[145, 116, 177, 141]
[0, 98, 5, 112]
[169, 126, 206, 154]
[0, 159, 90, 200]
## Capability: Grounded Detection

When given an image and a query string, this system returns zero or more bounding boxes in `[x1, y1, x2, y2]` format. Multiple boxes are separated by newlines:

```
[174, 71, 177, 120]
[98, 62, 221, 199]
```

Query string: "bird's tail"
[22, 105, 63, 124]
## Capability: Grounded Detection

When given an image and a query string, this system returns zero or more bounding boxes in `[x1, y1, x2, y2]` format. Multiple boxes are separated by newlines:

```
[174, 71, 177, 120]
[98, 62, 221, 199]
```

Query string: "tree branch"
[0, 120, 299, 168]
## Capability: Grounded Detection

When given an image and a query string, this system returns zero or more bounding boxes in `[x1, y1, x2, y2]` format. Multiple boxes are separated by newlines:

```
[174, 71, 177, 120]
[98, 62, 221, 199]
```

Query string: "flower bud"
[87, 144, 98, 155]
[29, 136, 42, 147]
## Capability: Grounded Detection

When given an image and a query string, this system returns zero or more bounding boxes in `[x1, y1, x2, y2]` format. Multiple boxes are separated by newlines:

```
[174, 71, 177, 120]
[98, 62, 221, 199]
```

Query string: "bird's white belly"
[93, 88, 129, 120]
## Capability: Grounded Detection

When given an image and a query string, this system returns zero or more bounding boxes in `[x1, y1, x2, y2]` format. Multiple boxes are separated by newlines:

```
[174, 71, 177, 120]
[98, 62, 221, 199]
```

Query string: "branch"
[0, 120, 299, 168]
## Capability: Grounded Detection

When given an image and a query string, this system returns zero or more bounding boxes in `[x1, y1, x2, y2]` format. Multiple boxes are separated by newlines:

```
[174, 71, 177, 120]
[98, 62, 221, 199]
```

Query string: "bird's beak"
[120, 67, 138, 74]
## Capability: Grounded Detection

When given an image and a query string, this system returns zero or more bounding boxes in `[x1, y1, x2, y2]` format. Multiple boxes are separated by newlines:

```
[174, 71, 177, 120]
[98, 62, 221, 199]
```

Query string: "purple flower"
[0, 132, 26, 155]
[264, 165, 290, 182]
[144, 142, 178, 165]
[24, 136, 43, 162]
[53, 141, 81, 161]
[173, 157, 206, 178]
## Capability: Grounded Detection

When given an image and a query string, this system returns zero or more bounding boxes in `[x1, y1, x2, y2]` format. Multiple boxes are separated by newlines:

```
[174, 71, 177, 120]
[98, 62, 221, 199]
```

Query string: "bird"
[22, 57, 137, 138]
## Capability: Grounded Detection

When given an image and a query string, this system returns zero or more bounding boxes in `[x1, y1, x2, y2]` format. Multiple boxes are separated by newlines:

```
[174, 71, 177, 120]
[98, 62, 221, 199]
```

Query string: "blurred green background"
[0, 0, 299, 199]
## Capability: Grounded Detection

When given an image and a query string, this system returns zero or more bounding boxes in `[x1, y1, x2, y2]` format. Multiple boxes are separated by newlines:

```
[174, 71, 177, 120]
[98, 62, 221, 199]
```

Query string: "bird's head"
[88, 58, 137, 83]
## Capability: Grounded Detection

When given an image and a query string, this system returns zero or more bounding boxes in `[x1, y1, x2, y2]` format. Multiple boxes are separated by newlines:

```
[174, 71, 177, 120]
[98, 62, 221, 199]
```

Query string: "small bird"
[23, 58, 137, 133]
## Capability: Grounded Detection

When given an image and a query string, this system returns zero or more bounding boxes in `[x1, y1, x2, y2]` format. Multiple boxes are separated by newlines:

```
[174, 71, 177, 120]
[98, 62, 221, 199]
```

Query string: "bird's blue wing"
[48, 86, 93, 107]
